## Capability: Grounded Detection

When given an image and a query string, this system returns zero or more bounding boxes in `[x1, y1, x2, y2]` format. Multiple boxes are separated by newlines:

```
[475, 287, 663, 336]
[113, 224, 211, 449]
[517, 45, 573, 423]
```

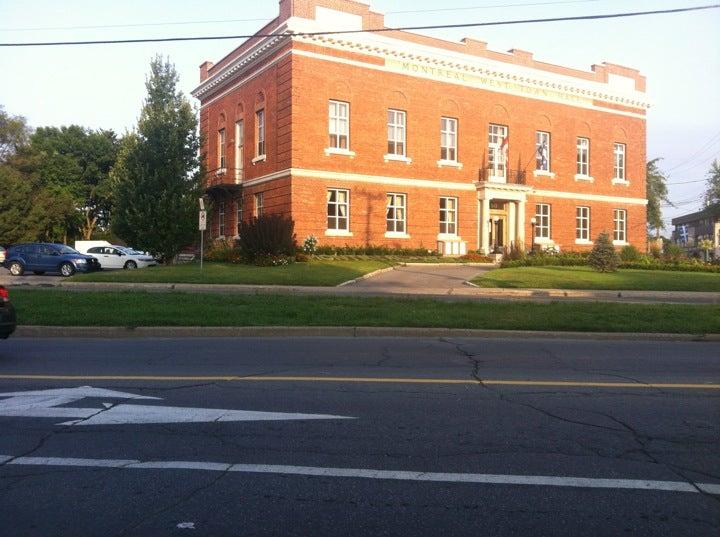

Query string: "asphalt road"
[0, 336, 718, 536]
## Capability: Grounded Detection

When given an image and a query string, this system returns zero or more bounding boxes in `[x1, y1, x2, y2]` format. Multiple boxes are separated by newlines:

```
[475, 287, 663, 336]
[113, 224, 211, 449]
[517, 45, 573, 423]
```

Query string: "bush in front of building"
[588, 232, 620, 272]
[662, 243, 686, 263]
[204, 238, 243, 263]
[500, 251, 588, 268]
[619, 244, 642, 262]
[313, 245, 440, 257]
[237, 215, 297, 264]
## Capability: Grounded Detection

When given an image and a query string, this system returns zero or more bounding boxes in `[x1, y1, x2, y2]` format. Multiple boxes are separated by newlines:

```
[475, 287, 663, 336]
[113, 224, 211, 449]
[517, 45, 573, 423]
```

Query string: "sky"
[1, 0, 718, 229]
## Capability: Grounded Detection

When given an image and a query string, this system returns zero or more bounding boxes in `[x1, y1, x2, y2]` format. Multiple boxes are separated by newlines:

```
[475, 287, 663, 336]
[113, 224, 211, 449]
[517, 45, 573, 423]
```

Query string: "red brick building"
[192, 0, 649, 254]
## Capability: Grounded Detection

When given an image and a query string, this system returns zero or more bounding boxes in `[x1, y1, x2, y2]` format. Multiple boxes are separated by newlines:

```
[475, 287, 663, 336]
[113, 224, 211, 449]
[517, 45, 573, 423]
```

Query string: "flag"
[679, 224, 688, 244]
[537, 142, 548, 169]
[500, 136, 509, 164]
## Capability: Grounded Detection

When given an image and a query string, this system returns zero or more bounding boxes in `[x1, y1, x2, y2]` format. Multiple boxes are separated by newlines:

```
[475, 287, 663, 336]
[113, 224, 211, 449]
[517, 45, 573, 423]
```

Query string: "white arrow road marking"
[0, 386, 353, 425]
[1, 455, 718, 495]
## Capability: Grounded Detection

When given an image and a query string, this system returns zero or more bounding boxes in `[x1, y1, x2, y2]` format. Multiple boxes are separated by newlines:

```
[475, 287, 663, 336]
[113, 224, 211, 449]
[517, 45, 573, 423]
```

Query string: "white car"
[85, 245, 157, 270]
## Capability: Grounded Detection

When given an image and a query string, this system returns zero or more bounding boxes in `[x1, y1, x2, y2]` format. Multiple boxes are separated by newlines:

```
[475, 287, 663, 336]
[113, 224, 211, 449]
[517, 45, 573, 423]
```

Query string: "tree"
[0, 106, 31, 163]
[29, 126, 119, 239]
[704, 159, 720, 213]
[588, 231, 619, 272]
[111, 56, 202, 262]
[646, 158, 672, 238]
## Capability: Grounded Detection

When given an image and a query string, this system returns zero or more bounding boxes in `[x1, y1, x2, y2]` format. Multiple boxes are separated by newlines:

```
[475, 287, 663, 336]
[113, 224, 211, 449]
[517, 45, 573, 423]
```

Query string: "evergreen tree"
[646, 158, 672, 238]
[111, 56, 201, 262]
[588, 232, 619, 272]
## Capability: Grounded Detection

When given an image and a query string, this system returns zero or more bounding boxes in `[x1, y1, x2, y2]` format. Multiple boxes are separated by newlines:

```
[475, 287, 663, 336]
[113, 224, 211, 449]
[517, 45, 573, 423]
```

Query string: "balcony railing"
[478, 167, 527, 185]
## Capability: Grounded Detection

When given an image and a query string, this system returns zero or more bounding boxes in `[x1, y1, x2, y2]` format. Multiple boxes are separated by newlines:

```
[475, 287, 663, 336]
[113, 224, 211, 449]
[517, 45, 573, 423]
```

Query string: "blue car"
[3, 243, 102, 277]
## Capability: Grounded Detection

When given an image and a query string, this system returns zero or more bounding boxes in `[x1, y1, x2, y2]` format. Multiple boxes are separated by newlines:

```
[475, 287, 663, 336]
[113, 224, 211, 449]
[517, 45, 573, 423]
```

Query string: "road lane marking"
[2, 455, 719, 495]
[0, 374, 718, 390]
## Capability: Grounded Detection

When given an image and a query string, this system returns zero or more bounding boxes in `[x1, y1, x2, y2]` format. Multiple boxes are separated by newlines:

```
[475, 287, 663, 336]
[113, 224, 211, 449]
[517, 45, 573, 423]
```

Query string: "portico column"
[517, 199, 526, 248]
[480, 197, 490, 254]
[508, 202, 516, 249]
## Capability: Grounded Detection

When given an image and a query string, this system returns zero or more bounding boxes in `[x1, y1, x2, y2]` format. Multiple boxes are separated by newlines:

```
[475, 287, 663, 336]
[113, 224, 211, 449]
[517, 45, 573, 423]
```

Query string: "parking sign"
[198, 210, 207, 231]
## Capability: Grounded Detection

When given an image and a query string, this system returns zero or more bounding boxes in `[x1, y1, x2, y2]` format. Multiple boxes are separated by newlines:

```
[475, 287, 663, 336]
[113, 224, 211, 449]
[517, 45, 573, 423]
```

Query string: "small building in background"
[672, 208, 720, 259]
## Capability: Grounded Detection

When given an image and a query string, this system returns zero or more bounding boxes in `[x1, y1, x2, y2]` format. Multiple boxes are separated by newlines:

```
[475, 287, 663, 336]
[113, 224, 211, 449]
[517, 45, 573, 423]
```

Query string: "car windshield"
[56, 245, 80, 254]
[116, 246, 140, 255]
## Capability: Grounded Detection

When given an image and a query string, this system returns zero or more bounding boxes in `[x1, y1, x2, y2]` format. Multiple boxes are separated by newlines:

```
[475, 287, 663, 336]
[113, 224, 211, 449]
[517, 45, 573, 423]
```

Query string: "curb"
[12, 325, 720, 341]
[336, 265, 398, 287]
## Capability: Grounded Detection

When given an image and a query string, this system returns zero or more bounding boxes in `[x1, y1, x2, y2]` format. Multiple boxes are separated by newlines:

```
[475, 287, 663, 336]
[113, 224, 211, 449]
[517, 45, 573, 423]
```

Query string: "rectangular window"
[614, 143, 626, 180]
[235, 120, 244, 180]
[535, 204, 550, 239]
[218, 129, 226, 169]
[386, 193, 406, 233]
[614, 209, 627, 242]
[327, 189, 349, 231]
[218, 201, 225, 237]
[536, 131, 550, 171]
[387, 109, 406, 156]
[255, 109, 265, 157]
[576, 137, 590, 176]
[576, 206, 590, 241]
[236, 196, 243, 234]
[254, 192, 263, 218]
[329, 100, 349, 150]
[439, 197, 458, 235]
[440, 117, 457, 162]
[488, 124, 508, 179]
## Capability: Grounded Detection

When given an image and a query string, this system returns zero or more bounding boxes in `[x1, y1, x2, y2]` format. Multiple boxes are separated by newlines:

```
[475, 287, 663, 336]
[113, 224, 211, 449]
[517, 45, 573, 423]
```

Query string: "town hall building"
[192, 0, 649, 254]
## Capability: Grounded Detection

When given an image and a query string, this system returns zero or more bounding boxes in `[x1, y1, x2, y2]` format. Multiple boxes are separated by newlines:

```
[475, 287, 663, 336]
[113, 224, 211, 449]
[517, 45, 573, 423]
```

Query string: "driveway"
[348, 264, 492, 291]
[0, 268, 64, 286]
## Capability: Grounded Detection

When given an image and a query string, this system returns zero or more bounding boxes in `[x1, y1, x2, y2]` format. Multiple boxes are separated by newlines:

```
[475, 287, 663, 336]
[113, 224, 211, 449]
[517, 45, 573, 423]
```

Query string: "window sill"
[437, 233, 460, 241]
[436, 160, 462, 169]
[385, 231, 410, 239]
[251, 155, 266, 164]
[533, 237, 554, 244]
[487, 175, 507, 183]
[611, 178, 630, 186]
[325, 229, 353, 237]
[324, 148, 356, 157]
[575, 239, 593, 245]
[533, 170, 556, 178]
[574, 174, 594, 182]
[384, 154, 412, 164]
[613, 240, 629, 246]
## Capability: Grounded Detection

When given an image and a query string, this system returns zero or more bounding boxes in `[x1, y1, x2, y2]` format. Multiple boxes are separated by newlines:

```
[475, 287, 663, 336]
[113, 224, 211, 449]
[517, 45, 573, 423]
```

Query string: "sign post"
[198, 198, 206, 271]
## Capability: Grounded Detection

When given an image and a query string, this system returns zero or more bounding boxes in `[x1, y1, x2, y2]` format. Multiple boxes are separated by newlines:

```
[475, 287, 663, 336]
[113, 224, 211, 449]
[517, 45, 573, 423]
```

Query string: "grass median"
[71, 260, 393, 286]
[473, 266, 720, 291]
[10, 289, 720, 334]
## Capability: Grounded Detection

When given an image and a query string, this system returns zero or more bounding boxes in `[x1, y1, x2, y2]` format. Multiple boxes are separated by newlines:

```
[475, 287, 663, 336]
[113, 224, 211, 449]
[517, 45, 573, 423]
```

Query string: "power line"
[665, 130, 720, 172]
[386, 0, 604, 15]
[0, 4, 717, 47]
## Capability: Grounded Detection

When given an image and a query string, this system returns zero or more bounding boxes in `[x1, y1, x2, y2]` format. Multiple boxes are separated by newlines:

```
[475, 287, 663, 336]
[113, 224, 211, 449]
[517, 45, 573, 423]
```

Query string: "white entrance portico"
[476, 181, 532, 254]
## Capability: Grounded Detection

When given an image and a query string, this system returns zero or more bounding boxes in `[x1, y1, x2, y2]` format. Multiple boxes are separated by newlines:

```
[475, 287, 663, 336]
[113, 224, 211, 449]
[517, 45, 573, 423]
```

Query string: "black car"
[3, 243, 101, 277]
[0, 285, 16, 339]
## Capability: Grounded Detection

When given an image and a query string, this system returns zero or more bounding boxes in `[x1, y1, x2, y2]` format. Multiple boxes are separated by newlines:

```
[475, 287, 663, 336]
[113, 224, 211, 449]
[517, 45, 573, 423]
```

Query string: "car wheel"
[33, 271, 46, 275]
[60, 262, 75, 277]
[124, 260, 138, 270]
[9, 261, 24, 276]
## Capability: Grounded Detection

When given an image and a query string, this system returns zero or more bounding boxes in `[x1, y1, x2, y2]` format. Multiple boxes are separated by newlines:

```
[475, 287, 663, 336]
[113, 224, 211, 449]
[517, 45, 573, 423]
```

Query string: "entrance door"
[494, 218, 505, 248]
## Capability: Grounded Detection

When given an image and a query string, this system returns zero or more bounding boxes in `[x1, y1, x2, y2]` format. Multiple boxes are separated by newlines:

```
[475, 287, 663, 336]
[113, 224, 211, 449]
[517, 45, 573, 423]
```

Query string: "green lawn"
[71, 260, 393, 287]
[473, 266, 720, 292]
[10, 289, 720, 334]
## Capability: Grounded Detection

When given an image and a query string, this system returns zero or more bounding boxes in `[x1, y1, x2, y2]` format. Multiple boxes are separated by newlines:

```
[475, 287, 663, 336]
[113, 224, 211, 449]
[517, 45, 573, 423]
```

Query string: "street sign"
[0, 387, 354, 426]
[198, 210, 207, 231]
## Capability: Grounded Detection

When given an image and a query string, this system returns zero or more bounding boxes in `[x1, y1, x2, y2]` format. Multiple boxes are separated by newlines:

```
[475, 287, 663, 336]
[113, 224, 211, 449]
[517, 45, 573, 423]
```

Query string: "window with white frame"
[576, 137, 590, 176]
[255, 109, 265, 157]
[614, 143, 626, 180]
[386, 193, 406, 233]
[218, 129, 226, 169]
[327, 189, 349, 231]
[218, 201, 226, 236]
[536, 131, 550, 172]
[614, 209, 627, 242]
[387, 109, 406, 156]
[254, 192, 263, 218]
[329, 100, 349, 150]
[439, 197, 458, 235]
[236, 197, 243, 233]
[488, 124, 508, 179]
[235, 120, 244, 180]
[576, 206, 590, 241]
[535, 204, 550, 239]
[440, 117, 457, 162]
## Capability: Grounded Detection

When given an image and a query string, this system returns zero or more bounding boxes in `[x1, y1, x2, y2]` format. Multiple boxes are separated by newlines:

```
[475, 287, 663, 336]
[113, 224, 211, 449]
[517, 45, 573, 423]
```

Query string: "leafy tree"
[29, 126, 119, 239]
[588, 231, 619, 272]
[0, 166, 36, 244]
[704, 159, 720, 213]
[111, 56, 202, 262]
[646, 158, 672, 238]
[0, 106, 31, 163]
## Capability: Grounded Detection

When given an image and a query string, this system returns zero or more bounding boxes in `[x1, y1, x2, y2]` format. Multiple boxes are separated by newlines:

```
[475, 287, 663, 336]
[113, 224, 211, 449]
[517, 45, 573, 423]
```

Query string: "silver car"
[86, 246, 157, 270]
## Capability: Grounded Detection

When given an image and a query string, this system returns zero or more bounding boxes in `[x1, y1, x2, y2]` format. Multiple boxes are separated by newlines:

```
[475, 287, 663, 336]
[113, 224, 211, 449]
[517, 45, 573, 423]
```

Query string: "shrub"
[253, 253, 295, 267]
[302, 235, 318, 254]
[295, 252, 309, 262]
[237, 215, 297, 262]
[663, 243, 686, 263]
[314, 244, 440, 257]
[504, 241, 526, 262]
[619, 244, 642, 262]
[204, 239, 242, 263]
[588, 232, 619, 272]
[500, 251, 587, 268]
[459, 252, 494, 262]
